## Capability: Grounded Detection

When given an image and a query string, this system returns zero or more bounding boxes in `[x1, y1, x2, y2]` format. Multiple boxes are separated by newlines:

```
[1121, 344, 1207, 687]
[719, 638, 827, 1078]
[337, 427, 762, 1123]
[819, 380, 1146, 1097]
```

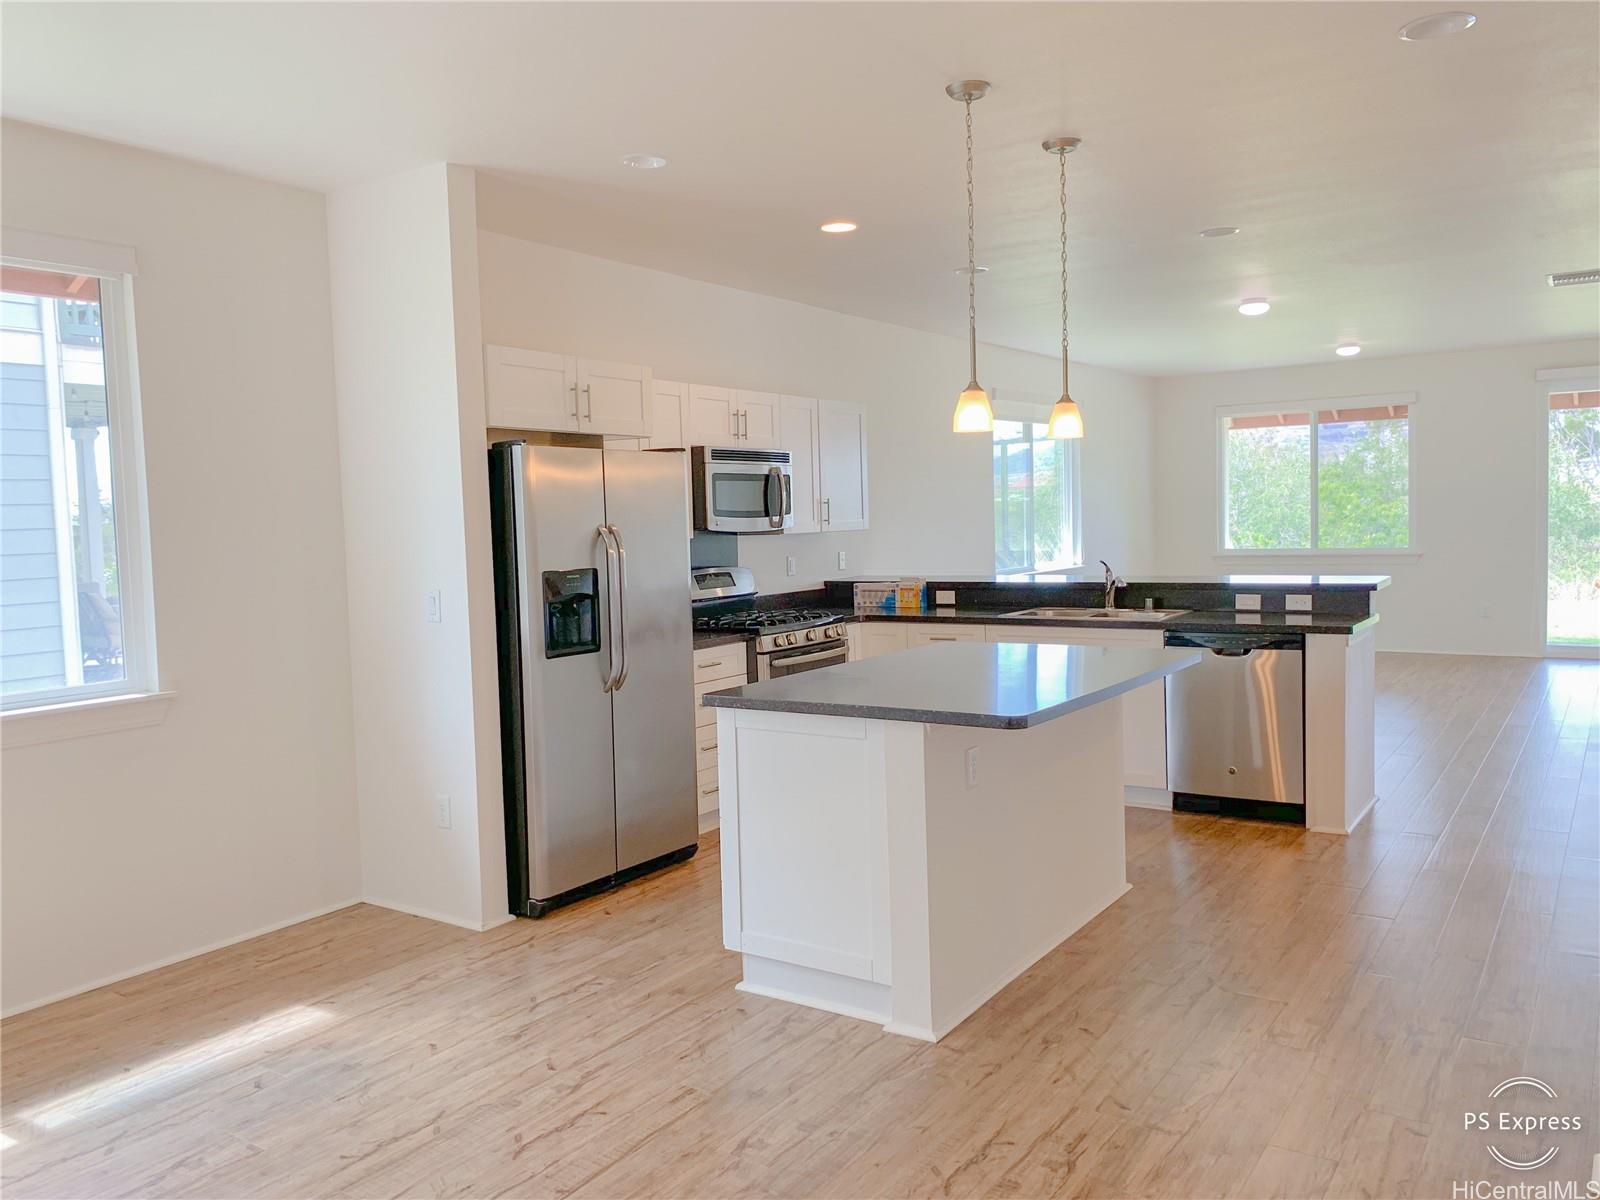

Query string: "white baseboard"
[698, 809, 720, 835]
[1, 897, 363, 1019]
[1124, 786, 1173, 811]
[361, 895, 509, 932]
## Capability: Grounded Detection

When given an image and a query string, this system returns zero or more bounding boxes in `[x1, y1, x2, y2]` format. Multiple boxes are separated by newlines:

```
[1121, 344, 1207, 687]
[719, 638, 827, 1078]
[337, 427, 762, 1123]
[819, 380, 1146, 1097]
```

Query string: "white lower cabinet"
[853, 623, 909, 659]
[692, 644, 751, 830]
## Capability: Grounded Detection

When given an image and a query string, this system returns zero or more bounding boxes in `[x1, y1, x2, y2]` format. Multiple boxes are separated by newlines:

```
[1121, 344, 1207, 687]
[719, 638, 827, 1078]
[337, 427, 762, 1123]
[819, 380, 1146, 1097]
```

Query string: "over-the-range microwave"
[690, 446, 794, 534]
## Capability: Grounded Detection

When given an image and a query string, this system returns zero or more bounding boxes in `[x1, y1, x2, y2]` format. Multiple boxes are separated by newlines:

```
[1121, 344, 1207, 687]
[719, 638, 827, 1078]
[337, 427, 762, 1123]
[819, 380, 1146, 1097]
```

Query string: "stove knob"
[829, 625, 844, 639]
[806, 628, 819, 642]
[782, 632, 796, 646]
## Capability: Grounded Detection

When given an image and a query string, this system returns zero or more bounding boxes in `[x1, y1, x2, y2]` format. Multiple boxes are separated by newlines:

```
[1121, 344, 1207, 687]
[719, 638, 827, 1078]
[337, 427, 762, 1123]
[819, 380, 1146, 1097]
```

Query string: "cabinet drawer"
[906, 623, 986, 647]
[696, 766, 720, 815]
[695, 681, 740, 727]
[696, 739, 718, 775]
[693, 649, 747, 685]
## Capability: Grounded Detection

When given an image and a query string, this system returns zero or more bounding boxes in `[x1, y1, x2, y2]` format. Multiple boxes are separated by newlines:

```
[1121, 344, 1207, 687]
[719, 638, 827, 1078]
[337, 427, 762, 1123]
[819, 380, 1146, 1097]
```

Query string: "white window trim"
[1215, 391, 1417, 557]
[1, 229, 162, 717]
[991, 390, 1084, 573]
[1536, 367, 1600, 659]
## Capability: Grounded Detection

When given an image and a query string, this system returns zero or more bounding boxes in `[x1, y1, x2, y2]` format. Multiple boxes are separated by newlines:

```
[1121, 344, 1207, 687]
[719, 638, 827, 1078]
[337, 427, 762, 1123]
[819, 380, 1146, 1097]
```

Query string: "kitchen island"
[703, 641, 1200, 1042]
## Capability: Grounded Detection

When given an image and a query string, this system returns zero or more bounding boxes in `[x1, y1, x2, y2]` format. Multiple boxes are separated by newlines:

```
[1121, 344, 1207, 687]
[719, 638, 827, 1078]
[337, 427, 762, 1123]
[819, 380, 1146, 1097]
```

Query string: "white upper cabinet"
[577, 359, 652, 437]
[819, 399, 869, 532]
[779, 395, 821, 534]
[733, 390, 781, 449]
[485, 346, 652, 437]
[687, 384, 739, 446]
[486, 346, 578, 431]
[646, 379, 689, 450]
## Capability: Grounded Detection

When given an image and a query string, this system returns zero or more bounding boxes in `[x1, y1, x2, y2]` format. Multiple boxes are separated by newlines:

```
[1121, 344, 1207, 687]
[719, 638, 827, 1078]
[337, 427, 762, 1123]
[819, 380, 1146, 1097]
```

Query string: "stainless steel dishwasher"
[1164, 630, 1305, 822]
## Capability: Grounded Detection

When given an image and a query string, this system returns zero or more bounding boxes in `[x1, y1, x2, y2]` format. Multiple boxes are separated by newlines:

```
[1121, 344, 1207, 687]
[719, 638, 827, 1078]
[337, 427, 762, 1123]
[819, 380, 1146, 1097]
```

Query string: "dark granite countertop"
[692, 630, 750, 651]
[700, 643, 1203, 729]
[826, 573, 1391, 591]
[702, 642, 1202, 730]
[840, 606, 1377, 637]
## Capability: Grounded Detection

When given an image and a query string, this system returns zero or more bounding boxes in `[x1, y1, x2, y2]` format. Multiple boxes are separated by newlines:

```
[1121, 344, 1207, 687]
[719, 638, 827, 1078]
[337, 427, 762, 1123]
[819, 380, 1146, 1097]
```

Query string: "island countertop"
[701, 641, 1201, 730]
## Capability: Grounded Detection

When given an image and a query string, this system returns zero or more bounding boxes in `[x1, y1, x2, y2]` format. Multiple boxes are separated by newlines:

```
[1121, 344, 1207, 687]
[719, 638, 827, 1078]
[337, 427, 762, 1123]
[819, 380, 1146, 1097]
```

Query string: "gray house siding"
[0, 361, 66, 693]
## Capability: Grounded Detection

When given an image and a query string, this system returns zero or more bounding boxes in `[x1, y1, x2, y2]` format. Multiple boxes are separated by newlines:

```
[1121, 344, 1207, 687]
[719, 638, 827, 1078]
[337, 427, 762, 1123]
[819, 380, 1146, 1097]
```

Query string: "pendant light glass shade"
[948, 81, 992, 433]
[953, 382, 994, 432]
[1046, 396, 1083, 439]
[1044, 136, 1083, 439]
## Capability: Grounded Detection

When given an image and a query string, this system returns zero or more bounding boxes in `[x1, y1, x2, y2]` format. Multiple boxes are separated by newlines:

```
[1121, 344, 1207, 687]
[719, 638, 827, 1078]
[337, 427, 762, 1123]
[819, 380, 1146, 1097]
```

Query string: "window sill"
[1213, 550, 1422, 564]
[2, 690, 176, 749]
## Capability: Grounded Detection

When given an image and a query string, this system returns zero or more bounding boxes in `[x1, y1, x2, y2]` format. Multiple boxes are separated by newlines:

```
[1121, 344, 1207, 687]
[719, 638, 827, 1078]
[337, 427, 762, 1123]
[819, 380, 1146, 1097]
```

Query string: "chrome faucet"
[1099, 560, 1125, 610]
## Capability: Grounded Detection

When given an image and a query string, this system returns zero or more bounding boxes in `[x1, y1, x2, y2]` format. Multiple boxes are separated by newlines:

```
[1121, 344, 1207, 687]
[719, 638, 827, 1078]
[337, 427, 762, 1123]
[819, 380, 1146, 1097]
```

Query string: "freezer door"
[500, 443, 620, 902]
[1165, 645, 1305, 806]
[602, 449, 699, 869]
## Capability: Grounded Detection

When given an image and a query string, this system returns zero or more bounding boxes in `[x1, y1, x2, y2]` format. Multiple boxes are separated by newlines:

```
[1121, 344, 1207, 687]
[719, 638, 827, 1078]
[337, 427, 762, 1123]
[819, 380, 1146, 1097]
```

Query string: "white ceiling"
[4, 2, 1597, 375]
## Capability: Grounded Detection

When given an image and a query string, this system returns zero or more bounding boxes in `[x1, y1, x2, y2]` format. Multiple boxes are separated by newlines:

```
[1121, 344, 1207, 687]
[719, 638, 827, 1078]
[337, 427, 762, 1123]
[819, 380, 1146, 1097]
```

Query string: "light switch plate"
[935, 589, 957, 606]
[1286, 594, 1313, 611]
[1235, 593, 1261, 611]
[837, 551, 847, 570]
[425, 589, 443, 623]
[786, 556, 797, 577]
[965, 747, 979, 789]
[434, 794, 452, 829]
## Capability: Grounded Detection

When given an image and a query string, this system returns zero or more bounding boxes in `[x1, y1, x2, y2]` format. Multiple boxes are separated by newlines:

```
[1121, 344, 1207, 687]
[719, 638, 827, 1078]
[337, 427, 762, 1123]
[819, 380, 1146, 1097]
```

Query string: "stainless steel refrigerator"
[488, 441, 698, 916]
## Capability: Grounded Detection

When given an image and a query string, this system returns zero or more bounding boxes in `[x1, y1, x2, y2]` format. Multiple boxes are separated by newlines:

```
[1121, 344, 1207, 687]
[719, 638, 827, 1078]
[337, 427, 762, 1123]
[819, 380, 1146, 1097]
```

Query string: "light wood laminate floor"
[3, 653, 1596, 1200]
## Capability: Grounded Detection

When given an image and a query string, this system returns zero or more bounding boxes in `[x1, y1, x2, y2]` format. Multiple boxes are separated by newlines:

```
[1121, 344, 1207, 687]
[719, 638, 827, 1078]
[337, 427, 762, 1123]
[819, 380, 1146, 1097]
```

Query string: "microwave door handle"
[781, 472, 792, 518]
[609, 523, 629, 689]
[765, 467, 784, 528]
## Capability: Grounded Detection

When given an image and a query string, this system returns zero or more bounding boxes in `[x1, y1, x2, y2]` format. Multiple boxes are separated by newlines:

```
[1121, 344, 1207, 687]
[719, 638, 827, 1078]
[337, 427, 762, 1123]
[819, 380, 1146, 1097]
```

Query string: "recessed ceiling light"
[1548, 269, 1600, 287]
[1238, 298, 1271, 316]
[820, 221, 858, 234]
[620, 153, 668, 170]
[1336, 343, 1362, 357]
[1199, 226, 1240, 238]
[1398, 11, 1476, 40]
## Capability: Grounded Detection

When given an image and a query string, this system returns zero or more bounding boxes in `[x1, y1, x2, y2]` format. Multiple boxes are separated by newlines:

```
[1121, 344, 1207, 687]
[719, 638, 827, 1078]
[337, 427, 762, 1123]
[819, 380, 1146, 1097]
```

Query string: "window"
[1221, 396, 1411, 552]
[1, 238, 154, 711]
[993, 420, 1080, 574]
[1545, 385, 1599, 649]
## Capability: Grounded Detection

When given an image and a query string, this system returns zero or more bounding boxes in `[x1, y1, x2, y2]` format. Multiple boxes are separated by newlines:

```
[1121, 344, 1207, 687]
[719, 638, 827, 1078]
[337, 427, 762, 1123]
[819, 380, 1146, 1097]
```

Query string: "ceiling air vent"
[1547, 269, 1600, 287]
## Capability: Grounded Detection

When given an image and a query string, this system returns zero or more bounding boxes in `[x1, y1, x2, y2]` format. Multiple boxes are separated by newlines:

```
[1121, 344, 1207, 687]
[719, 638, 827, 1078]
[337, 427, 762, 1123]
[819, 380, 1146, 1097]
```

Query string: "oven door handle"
[770, 644, 847, 667]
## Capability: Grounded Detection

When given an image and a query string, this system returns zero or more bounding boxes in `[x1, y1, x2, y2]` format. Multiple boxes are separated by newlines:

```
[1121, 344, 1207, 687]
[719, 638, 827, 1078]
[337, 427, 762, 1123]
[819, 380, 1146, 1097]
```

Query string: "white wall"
[327, 164, 507, 932]
[0, 121, 360, 1015]
[475, 180, 1156, 593]
[1152, 339, 1600, 655]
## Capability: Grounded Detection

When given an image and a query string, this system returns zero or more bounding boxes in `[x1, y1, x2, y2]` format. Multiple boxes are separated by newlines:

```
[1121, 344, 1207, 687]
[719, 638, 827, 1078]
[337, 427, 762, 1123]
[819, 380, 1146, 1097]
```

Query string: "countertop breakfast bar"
[703, 641, 1200, 1042]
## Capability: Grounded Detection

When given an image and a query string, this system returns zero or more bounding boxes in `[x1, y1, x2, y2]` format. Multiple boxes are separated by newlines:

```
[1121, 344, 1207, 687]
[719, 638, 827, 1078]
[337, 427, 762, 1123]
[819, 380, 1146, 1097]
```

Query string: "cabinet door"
[856, 623, 908, 659]
[779, 395, 821, 534]
[646, 380, 689, 450]
[819, 400, 869, 531]
[578, 359, 652, 437]
[687, 385, 739, 446]
[485, 346, 577, 431]
[735, 390, 781, 449]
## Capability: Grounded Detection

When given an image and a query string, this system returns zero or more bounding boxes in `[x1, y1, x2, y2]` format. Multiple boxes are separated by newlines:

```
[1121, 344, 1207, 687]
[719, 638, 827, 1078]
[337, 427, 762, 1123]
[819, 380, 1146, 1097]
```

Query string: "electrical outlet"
[786, 555, 797, 577]
[434, 794, 452, 829]
[935, 589, 957, 606]
[837, 551, 847, 571]
[965, 747, 979, 789]
[425, 589, 443, 623]
[1286, 594, 1313, 612]
[1235, 593, 1261, 611]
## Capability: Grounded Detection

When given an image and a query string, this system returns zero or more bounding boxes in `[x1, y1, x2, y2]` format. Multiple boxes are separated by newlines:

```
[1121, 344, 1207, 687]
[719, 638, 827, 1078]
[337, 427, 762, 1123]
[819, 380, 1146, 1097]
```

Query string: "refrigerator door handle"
[597, 524, 623, 692]
[607, 522, 630, 690]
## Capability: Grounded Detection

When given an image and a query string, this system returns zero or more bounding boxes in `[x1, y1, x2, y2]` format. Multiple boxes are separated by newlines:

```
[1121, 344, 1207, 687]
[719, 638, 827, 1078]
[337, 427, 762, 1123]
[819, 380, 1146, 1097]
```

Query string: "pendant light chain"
[965, 95, 978, 381]
[1059, 146, 1069, 396]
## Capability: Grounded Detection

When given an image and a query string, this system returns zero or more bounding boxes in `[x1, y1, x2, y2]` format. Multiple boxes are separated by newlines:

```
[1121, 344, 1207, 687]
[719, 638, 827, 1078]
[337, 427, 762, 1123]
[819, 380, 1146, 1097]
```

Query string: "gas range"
[694, 608, 850, 654]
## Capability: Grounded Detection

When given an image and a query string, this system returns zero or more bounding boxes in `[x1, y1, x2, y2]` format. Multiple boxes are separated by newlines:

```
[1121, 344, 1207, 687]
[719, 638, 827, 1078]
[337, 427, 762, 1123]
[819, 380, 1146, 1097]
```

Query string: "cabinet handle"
[699, 659, 726, 670]
[582, 383, 592, 420]
[570, 381, 579, 419]
[822, 497, 831, 525]
[700, 786, 718, 797]
[699, 740, 716, 752]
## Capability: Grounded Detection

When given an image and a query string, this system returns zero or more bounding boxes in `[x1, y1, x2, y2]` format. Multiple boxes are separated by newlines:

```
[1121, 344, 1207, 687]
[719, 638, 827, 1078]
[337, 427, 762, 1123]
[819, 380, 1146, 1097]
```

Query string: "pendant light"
[948, 80, 993, 433]
[1043, 136, 1084, 439]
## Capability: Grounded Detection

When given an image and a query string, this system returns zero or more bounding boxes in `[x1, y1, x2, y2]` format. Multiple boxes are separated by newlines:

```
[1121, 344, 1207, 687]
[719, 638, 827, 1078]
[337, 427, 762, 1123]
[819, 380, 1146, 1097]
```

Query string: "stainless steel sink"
[998, 606, 1189, 621]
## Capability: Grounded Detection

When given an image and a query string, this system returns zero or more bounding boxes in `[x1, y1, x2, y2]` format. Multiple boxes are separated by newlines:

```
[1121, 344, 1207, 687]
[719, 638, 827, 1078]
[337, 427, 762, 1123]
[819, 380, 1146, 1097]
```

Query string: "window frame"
[1536, 366, 1600, 659]
[1, 228, 160, 714]
[991, 391, 1083, 575]
[1215, 392, 1417, 558]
